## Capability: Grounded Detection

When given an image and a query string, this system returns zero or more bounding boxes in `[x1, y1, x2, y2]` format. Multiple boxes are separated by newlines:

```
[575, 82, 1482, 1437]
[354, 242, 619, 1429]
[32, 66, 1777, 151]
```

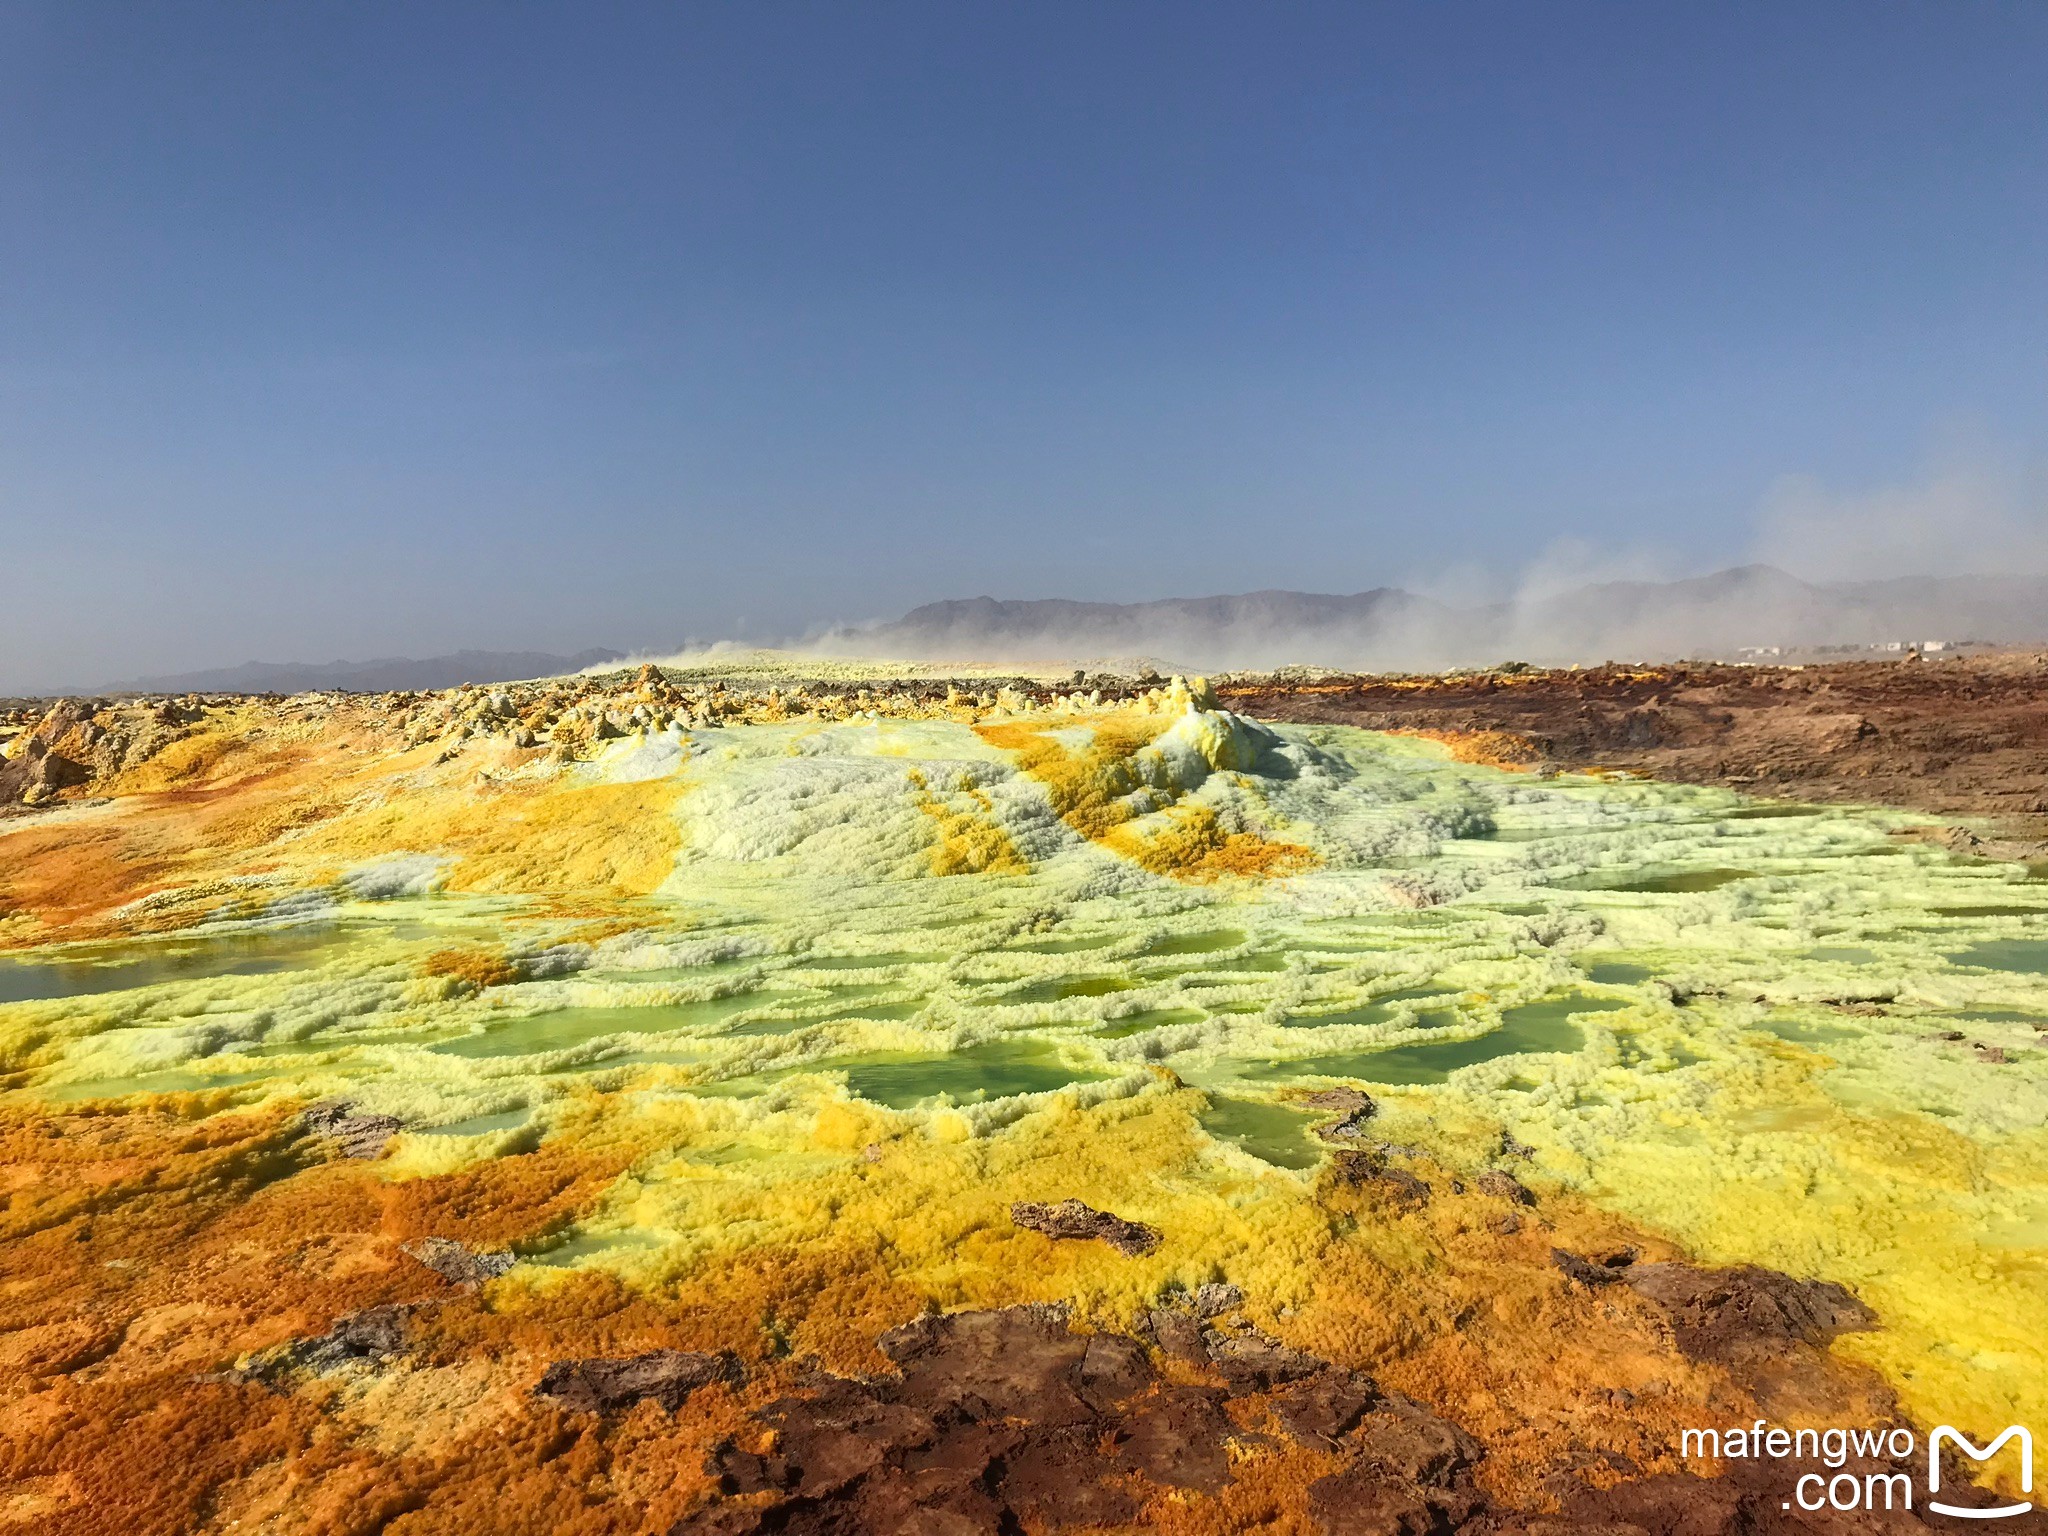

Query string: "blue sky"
[3, 2, 2044, 688]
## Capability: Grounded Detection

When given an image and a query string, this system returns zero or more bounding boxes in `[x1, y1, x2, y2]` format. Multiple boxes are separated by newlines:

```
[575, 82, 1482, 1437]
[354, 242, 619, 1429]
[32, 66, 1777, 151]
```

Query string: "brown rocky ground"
[1220, 651, 2048, 855]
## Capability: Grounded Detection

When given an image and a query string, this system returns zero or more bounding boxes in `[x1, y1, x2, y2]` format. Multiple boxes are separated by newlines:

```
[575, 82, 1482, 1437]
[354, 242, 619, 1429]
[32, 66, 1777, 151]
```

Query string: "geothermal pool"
[3, 693, 2045, 1464]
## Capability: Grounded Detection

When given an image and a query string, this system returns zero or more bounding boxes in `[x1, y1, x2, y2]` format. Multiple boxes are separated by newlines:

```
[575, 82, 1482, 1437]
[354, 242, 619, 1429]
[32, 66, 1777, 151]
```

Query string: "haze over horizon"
[4, 3, 2046, 693]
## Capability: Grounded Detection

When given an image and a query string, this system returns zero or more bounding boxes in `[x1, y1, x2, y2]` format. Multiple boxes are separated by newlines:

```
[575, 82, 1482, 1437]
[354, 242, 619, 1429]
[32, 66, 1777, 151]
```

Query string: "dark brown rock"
[1552, 1247, 1626, 1286]
[879, 1305, 1095, 1426]
[1272, 1367, 1382, 1448]
[1331, 1151, 1432, 1206]
[1309, 1470, 1483, 1536]
[1622, 1262, 1875, 1365]
[1146, 1306, 1214, 1366]
[1009, 1198, 1161, 1256]
[1116, 1386, 1236, 1491]
[1205, 1323, 1326, 1393]
[679, 1306, 1244, 1533]
[1192, 1280, 1245, 1316]
[236, 1303, 412, 1386]
[301, 1099, 404, 1159]
[401, 1235, 515, 1287]
[535, 1349, 741, 1414]
[1349, 1395, 1485, 1486]
[1474, 1169, 1536, 1206]
[1301, 1086, 1379, 1141]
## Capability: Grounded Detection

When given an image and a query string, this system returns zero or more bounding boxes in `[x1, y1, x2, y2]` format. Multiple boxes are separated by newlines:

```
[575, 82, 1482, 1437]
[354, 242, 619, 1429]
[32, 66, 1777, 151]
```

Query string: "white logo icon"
[1930, 1425, 2033, 1520]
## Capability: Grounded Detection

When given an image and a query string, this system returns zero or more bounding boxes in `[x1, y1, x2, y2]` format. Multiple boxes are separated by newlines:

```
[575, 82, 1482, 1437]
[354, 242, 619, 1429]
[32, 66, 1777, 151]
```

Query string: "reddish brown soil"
[1222, 652, 2048, 850]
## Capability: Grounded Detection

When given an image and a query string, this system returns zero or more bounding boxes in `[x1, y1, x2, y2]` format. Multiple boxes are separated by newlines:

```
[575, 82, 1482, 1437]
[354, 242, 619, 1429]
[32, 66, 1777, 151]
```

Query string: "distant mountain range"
[76, 566, 2048, 698]
[844, 566, 2048, 670]
[110, 648, 626, 696]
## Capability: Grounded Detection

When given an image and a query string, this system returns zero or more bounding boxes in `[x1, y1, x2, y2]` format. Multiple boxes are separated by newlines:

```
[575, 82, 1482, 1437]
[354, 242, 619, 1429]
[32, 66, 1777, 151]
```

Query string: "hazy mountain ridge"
[110, 648, 627, 696]
[850, 566, 2048, 670]
[77, 568, 2048, 697]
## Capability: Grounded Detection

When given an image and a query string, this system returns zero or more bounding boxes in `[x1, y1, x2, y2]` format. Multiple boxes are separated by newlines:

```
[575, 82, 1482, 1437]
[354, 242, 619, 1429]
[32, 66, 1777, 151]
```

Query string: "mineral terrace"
[1, 655, 2043, 1533]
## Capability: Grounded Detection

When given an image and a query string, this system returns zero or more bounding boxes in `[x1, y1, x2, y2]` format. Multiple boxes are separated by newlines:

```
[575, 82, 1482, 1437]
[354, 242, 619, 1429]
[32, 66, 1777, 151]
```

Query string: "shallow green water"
[1949, 939, 2048, 975]
[432, 995, 773, 1058]
[1095, 1007, 1207, 1039]
[1581, 960, 1654, 985]
[1597, 868, 1756, 894]
[1198, 1096, 1322, 1169]
[838, 1041, 1105, 1108]
[1280, 988, 1453, 1030]
[1756, 1015, 1858, 1046]
[424, 1107, 531, 1136]
[1001, 975, 1136, 1004]
[1245, 992, 1620, 1087]
[1145, 930, 1246, 956]
[0, 925, 356, 1004]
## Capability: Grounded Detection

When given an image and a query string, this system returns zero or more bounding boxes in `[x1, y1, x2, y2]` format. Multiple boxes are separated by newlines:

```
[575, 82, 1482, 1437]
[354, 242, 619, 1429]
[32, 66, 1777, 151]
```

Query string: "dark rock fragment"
[1474, 1169, 1535, 1206]
[680, 1305, 1245, 1533]
[1556, 1448, 1972, 1535]
[1308, 1471, 1476, 1536]
[1298, 1087, 1375, 1114]
[1300, 1086, 1378, 1141]
[1116, 1385, 1237, 1491]
[235, 1303, 412, 1386]
[1330, 1151, 1432, 1206]
[997, 1422, 1145, 1523]
[1205, 1323, 1326, 1393]
[535, 1349, 741, 1414]
[1622, 1261, 1875, 1366]
[1193, 1280, 1244, 1316]
[1349, 1394, 1486, 1487]
[1145, 1294, 1328, 1392]
[1009, 1198, 1161, 1256]
[1146, 1306, 1214, 1366]
[1271, 1366, 1381, 1448]
[401, 1236, 515, 1287]
[1305, 1395, 1488, 1533]
[879, 1305, 1095, 1426]
[674, 1304, 1510, 1535]
[1075, 1330, 1153, 1408]
[1551, 1247, 1626, 1286]
[301, 1100, 404, 1159]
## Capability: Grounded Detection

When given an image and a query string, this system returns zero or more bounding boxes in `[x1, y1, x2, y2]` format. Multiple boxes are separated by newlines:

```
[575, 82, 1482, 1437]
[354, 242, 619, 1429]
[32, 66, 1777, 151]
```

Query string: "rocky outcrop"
[678, 1303, 1504, 1535]
[301, 1100, 404, 1160]
[232, 1303, 413, 1387]
[1625, 1261, 1874, 1359]
[1008, 1198, 1161, 1257]
[401, 1236, 516, 1288]
[536, 1350, 743, 1415]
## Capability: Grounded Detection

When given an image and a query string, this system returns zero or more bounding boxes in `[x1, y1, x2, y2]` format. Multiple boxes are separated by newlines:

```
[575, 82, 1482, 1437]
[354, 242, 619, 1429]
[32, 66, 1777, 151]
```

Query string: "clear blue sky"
[3, 2, 2044, 688]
